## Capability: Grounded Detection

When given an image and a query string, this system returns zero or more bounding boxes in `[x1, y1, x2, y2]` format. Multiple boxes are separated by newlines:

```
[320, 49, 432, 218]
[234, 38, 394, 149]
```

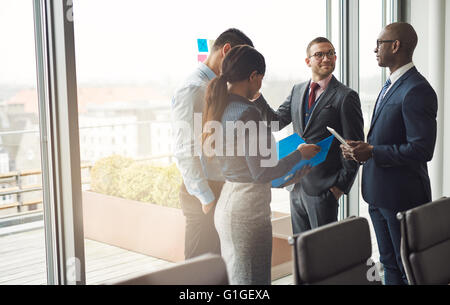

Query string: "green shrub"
[150, 163, 183, 209]
[90, 155, 134, 197]
[90, 155, 182, 209]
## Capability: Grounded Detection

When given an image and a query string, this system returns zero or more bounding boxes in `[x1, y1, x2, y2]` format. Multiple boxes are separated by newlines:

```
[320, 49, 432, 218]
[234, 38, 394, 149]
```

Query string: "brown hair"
[306, 37, 334, 57]
[212, 28, 254, 51]
[202, 45, 265, 146]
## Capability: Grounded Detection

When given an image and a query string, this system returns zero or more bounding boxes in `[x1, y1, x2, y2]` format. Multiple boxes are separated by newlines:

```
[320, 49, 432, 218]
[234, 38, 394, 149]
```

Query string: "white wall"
[443, 1, 450, 196]
[410, 0, 449, 199]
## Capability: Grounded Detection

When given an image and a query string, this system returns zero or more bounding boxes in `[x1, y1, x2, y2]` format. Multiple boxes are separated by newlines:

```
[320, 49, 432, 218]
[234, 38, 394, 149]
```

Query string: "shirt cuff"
[371, 145, 380, 165]
[197, 188, 216, 205]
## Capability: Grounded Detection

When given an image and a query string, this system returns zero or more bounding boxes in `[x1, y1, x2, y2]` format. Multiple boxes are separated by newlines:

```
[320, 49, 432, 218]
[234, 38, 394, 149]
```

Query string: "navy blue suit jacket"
[362, 67, 438, 212]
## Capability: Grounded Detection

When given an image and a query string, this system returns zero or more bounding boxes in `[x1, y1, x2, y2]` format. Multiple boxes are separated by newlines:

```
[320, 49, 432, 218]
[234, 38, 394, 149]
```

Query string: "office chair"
[108, 253, 228, 285]
[289, 217, 380, 285]
[397, 197, 450, 285]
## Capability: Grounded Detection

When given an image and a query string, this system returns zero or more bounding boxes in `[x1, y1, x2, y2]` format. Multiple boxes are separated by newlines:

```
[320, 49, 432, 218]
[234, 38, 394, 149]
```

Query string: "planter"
[82, 191, 293, 280]
[82, 190, 185, 262]
[271, 211, 294, 281]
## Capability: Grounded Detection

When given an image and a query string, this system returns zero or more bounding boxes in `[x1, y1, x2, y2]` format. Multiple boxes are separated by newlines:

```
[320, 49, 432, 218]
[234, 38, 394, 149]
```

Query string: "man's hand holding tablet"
[326, 126, 350, 148]
[327, 126, 361, 163]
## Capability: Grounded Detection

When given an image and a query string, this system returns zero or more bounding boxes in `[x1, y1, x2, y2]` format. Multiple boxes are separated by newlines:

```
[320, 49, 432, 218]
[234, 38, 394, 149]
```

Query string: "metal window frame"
[381, 0, 403, 83]
[326, 0, 347, 219]
[336, 0, 360, 218]
[33, 0, 85, 285]
[326, 0, 332, 40]
[30, 0, 406, 283]
[341, 0, 401, 218]
[391, 0, 405, 22]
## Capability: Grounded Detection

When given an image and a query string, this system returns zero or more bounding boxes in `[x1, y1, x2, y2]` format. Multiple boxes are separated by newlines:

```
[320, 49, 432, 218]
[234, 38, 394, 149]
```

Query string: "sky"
[71, 0, 328, 85]
[0, 0, 37, 86]
[0, 0, 383, 87]
[1, 0, 325, 86]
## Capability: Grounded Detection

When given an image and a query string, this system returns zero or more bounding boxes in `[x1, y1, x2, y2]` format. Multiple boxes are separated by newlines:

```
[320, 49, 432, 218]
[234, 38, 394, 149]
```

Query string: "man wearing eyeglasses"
[254, 37, 364, 234]
[341, 22, 437, 285]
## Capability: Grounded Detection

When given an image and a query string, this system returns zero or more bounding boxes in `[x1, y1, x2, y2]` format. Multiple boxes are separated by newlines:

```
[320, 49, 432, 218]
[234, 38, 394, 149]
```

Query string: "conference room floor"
[0, 189, 379, 285]
[0, 225, 294, 285]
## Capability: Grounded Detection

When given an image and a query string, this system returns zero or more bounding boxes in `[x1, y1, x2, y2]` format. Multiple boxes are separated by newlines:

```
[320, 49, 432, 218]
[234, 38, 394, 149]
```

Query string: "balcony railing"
[0, 164, 93, 215]
[0, 120, 171, 137]
[0, 120, 172, 215]
[0, 154, 173, 219]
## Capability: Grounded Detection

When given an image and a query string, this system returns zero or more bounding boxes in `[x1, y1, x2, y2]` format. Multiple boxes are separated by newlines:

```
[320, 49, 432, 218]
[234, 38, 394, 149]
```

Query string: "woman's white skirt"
[214, 181, 272, 285]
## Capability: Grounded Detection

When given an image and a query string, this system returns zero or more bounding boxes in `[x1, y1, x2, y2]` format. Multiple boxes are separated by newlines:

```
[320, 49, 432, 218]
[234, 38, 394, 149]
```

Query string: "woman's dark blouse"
[213, 94, 302, 184]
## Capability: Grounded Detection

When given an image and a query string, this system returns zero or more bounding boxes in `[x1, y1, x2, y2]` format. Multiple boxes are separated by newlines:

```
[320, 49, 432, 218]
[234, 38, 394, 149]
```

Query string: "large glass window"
[0, 0, 407, 285]
[72, 0, 326, 284]
[359, 0, 384, 263]
[0, 1, 47, 284]
[329, 0, 342, 83]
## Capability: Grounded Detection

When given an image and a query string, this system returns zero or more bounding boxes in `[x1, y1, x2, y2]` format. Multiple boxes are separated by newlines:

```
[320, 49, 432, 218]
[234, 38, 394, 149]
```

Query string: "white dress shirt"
[383, 62, 415, 98]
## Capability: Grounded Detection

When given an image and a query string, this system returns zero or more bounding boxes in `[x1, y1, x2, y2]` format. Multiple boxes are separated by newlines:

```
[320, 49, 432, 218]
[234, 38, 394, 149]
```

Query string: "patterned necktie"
[374, 78, 392, 115]
[308, 82, 320, 109]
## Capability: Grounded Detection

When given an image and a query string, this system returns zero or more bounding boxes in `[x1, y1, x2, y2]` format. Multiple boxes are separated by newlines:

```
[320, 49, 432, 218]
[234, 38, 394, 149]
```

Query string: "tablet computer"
[326, 126, 350, 148]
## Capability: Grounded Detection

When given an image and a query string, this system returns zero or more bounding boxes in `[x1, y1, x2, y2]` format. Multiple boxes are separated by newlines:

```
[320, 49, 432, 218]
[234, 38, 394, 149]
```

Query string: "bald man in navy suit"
[342, 22, 438, 285]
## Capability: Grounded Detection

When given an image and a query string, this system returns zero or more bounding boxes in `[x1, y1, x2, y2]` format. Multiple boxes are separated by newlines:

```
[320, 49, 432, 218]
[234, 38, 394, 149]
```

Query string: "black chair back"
[289, 217, 380, 285]
[397, 197, 450, 285]
[108, 254, 228, 285]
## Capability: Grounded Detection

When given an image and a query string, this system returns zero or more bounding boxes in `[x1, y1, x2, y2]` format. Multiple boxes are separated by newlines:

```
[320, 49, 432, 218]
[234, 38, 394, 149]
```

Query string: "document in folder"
[271, 134, 334, 188]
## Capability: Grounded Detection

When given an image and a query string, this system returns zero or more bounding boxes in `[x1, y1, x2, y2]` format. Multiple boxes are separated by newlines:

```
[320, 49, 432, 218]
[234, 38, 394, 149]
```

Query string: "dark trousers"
[180, 181, 224, 260]
[289, 184, 339, 234]
[368, 205, 408, 285]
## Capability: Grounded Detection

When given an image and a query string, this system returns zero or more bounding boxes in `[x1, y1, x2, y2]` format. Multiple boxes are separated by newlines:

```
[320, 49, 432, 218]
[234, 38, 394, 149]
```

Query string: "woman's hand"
[279, 165, 312, 188]
[201, 200, 215, 214]
[297, 143, 321, 160]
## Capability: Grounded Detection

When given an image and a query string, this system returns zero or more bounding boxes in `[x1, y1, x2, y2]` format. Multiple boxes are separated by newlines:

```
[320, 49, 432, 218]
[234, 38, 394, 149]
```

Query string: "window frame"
[32, 0, 404, 283]
[33, 0, 85, 285]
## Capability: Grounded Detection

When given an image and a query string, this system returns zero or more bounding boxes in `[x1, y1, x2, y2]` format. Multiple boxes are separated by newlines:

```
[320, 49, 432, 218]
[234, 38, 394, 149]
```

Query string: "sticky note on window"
[198, 54, 207, 62]
[208, 39, 215, 51]
[197, 39, 208, 52]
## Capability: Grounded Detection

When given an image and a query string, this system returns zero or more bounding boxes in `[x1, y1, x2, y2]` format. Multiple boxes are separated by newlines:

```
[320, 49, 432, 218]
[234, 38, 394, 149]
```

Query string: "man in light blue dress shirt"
[171, 29, 253, 259]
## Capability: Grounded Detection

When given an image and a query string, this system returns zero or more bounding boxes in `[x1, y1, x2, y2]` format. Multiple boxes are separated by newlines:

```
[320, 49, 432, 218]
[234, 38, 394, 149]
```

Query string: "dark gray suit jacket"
[254, 75, 364, 196]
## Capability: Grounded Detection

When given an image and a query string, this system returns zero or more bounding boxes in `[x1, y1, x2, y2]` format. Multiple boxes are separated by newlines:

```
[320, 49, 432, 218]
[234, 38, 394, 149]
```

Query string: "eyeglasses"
[309, 50, 336, 60]
[376, 40, 396, 49]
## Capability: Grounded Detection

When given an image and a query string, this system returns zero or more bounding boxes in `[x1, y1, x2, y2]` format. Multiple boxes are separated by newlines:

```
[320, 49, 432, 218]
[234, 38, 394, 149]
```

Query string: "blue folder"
[271, 134, 334, 188]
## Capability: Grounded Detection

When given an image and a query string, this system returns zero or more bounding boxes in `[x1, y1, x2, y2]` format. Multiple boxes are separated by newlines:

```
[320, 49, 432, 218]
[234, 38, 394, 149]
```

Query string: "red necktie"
[308, 82, 320, 109]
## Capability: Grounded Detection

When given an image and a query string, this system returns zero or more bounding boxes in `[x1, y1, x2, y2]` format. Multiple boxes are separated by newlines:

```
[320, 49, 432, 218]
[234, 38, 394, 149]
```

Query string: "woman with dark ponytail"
[202, 45, 320, 285]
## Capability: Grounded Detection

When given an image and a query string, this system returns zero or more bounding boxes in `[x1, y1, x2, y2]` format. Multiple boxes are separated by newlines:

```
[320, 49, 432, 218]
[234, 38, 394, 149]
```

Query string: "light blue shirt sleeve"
[171, 84, 215, 205]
